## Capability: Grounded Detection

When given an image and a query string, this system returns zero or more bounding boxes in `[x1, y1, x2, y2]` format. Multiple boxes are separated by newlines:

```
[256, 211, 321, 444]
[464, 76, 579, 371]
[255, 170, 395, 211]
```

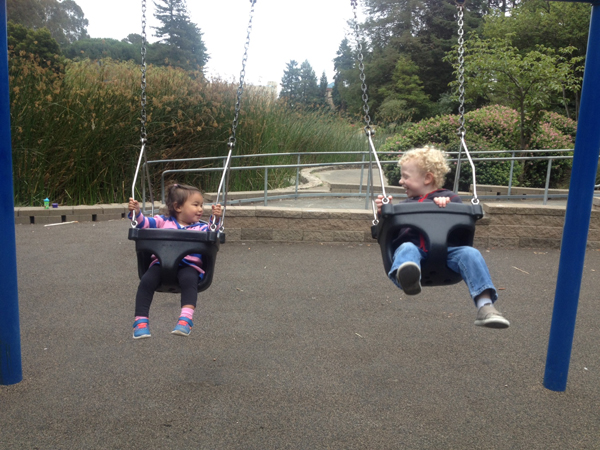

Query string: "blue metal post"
[0, 0, 22, 385]
[544, 2, 600, 391]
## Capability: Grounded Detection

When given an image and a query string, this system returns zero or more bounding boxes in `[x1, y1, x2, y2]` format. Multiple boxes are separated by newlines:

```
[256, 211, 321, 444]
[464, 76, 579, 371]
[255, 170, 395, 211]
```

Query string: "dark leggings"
[134, 264, 199, 317]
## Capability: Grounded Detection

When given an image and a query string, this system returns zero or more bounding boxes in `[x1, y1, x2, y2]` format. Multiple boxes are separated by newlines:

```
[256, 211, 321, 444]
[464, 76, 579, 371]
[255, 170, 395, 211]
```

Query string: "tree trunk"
[562, 86, 571, 119]
[520, 97, 527, 150]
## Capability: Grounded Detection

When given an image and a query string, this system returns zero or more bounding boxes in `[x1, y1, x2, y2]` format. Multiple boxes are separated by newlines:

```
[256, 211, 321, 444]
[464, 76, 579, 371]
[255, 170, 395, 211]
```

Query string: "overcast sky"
[75, 0, 364, 86]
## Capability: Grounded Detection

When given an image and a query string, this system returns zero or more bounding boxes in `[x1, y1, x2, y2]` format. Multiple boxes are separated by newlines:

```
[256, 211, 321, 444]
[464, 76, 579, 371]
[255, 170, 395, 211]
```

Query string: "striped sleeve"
[130, 212, 168, 229]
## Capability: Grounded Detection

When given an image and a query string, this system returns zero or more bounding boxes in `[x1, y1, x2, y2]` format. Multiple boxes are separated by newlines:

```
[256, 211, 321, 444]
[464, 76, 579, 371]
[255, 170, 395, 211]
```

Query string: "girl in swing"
[375, 146, 510, 329]
[128, 183, 223, 339]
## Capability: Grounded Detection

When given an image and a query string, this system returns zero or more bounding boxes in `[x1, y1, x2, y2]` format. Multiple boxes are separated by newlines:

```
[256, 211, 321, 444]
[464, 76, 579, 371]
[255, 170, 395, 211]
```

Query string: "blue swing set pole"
[544, 0, 600, 392]
[0, 0, 22, 386]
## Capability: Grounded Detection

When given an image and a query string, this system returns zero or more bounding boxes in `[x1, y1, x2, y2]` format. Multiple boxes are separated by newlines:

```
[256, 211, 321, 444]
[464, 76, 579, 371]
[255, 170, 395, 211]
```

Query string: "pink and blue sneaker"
[171, 317, 193, 336]
[133, 318, 151, 339]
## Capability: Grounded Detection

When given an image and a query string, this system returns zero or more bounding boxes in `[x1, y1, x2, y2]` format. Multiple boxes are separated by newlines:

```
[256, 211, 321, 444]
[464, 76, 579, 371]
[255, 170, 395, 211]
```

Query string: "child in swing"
[375, 146, 510, 328]
[128, 183, 223, 339]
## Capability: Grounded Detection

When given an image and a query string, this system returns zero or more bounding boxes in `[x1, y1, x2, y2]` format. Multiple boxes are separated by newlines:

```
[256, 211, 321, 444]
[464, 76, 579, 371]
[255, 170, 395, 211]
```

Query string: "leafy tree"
[481, 0, 590, 118]
[152, 0, 208, 70]
[7, 0, 45, 28]
[447, 35, 583, 149]
[63, 38, 139, 62]
[483, 0, 590, 57]
[360, 0, 488, 104]
[377, 54, 431, 124]
[279, 60, 301, 105]
[7, 21, 64, 70]
[122, 34, 143, 47]
[7, 0, 89, 46]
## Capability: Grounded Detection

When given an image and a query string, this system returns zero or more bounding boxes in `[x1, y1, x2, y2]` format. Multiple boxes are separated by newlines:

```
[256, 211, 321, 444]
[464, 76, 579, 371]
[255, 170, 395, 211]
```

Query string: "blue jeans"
[388, 242, 498, 304]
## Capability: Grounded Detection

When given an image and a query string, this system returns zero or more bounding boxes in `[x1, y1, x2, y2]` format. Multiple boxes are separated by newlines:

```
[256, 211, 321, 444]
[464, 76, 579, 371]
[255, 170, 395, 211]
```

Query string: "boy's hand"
[212, 203, 223, 217]
[128, 198, 140, 214]
[433, 197, 450, 208]
[375, 195, 393, 214]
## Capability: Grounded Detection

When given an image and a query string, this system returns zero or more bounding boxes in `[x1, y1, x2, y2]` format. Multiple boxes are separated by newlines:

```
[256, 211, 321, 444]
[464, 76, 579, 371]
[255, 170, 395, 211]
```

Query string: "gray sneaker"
[474, 304, 510, 329]
[396, 262, 422, 295]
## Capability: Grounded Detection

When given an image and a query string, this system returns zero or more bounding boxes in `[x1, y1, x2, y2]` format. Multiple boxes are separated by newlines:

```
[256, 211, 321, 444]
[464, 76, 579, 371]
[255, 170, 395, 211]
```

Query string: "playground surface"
[2, 218, 600, 449]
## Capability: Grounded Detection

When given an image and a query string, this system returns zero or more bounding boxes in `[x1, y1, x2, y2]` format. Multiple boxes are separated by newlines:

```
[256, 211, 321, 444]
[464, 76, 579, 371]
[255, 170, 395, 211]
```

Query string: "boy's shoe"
[474, 304, 510, 329]
[133, 318, 151, 339]
[171, 317, 193, 337]
[396, 262, 422, 295]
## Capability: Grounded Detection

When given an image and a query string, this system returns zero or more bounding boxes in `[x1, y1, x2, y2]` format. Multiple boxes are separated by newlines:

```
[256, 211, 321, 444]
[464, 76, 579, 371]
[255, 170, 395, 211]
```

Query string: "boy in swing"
[375, 146, 510, 329]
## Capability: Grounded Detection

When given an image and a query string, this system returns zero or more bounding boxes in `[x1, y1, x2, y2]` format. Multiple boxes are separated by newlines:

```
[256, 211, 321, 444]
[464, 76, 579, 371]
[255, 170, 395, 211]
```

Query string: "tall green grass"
[9, 53, 380, 206]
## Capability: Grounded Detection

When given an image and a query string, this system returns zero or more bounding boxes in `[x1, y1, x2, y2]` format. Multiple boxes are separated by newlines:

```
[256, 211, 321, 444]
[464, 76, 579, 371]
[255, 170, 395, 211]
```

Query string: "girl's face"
[399, 160, 434, 198]
[174, 191, 204, 226]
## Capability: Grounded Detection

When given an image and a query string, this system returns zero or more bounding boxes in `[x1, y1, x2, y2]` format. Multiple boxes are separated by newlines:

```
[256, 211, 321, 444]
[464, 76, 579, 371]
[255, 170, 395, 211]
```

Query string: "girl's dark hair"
[165, 183, 202, 217]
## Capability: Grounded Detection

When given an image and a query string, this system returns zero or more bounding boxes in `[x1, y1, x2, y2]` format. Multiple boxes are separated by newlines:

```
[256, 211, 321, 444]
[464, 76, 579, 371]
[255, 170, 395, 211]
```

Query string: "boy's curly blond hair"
[398, 146, 450, 188]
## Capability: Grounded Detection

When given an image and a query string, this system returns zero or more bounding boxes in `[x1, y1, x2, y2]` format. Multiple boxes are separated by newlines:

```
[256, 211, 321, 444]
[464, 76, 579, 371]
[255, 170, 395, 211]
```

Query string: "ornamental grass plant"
[9, 54, 371, 206]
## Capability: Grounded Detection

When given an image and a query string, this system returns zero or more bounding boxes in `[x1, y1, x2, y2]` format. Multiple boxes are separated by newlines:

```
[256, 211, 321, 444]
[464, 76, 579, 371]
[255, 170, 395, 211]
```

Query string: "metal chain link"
[351, 0, 389, 223]
[131, 0, 149, 228]
[351, 0, 373, 137]
[453, 1, 479, 204]
[456, 4, 466, 138]
[228, 0, 257, 150]
[140, 0, 147, 144]
[212, 0, 257, 232]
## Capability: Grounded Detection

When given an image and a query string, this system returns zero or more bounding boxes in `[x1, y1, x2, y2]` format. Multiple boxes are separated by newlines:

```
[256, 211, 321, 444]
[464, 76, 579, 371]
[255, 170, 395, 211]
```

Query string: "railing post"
[264, 167, 268, 206]
[453, 150, 463, 193]
[508, 151, 515, 197]
[358, 153, 366, 195]
[365, 151, 373, 210]
[0, 0, 23, 385]
[543, 159, 553, 205]
[295, 154, 300, 200]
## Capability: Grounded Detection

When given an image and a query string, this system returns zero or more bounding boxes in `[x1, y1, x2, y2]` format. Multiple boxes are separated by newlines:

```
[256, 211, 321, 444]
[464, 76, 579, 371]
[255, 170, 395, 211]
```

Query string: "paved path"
[1, 219, 600, 449]
[245, 168, 569, 209]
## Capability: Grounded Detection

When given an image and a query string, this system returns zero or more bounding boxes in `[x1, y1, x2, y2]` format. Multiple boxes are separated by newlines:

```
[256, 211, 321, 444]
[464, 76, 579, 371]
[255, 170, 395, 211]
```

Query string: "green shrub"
[379, 105, 574, 191]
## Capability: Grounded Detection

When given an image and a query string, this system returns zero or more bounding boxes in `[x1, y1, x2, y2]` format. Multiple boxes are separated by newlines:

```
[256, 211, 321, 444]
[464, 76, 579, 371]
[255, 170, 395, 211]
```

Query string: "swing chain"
[456, 4, 466, 138]
[131, 0, 149, 228]
[455, 2, 479, 205]
[228, 0, 257, 149]
[351, 0, 373, 137]
[140, 0, 147, 145]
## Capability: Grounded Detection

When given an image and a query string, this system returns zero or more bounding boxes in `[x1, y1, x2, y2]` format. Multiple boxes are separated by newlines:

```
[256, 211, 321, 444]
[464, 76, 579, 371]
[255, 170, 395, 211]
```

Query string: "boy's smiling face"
[399, 160, 436, 198]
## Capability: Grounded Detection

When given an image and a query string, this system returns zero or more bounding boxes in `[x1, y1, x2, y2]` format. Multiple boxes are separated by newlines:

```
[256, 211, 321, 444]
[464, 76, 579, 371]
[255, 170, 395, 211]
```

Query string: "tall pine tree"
[152, 0, 208, 71]
[279, 60, 301, 106]
[319, 72, 329, 108]
[332, 38, 355, 113]
[298, 60, 320, 107]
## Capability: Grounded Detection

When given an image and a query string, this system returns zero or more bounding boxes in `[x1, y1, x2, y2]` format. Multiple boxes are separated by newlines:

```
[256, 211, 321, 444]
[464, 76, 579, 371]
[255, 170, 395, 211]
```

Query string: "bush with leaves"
[380, 105, 574, 191]
[523, 117, 574, 188]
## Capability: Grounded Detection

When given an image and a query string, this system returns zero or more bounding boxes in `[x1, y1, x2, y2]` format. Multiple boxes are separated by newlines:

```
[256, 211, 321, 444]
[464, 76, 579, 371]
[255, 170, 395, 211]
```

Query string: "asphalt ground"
[2, 219, 600, 449]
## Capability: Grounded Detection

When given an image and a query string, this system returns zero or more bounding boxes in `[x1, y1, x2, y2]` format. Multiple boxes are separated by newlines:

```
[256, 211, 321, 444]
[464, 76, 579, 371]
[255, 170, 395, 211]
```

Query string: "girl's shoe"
[133, 318, 151, 339]
[171, 317, 193, 336]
